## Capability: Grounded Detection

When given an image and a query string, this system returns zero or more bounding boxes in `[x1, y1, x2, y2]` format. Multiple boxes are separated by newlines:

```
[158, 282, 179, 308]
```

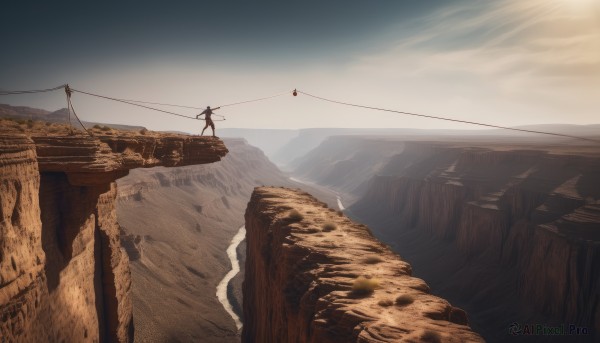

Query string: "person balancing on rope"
[196, 105, 220, 137]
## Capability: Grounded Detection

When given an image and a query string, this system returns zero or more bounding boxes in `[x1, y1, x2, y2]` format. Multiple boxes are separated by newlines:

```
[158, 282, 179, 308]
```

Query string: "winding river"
[215, 226, 246, 331]
[336, 195, 345, 211]
[216, 178, 346, 332]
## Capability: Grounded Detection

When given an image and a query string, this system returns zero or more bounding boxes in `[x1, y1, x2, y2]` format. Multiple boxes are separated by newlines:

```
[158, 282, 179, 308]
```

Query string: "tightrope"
[216, 90, 290, 108]
[1, 84, 598, 143]
[0, 84, 66, 95]
[297, 90, 600, 143]
[71, 88, 226, 121]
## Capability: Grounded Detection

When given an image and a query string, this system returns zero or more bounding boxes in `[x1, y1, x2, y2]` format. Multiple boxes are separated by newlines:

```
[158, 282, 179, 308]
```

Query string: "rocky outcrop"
[0, 132, 227, 342]
[352, 142, 600, 340]
[242, 187, 484, 343]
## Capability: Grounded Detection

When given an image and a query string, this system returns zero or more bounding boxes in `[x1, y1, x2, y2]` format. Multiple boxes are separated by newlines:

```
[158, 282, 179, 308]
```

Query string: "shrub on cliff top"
[395, 294, 414, 306]
[287, 209, 304, 222]
[363, 256, 383, 264]
[351, 276, 380, 296]
[322, 222, 337, 232]
[377, 299, 393, 307]
[421, 330, 442, 343]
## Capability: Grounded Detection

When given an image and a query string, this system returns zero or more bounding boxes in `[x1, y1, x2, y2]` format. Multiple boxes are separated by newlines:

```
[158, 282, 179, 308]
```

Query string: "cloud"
[2, 0, 597, 130]
[347, 0, 600, 125]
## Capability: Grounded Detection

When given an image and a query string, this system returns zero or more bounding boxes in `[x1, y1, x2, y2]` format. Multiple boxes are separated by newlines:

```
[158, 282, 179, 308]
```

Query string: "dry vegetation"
[0, 117, 159, 138]
[363, 256, 384, 264]
[421, 330, 442, 343]
[0, 117, 75, 135]
[287, 209, 304, 222]
[351, 276, 380, 295]
[377, 298, 394, 307]
[395, 294, 415, 306]
[321, 222, 337, 232]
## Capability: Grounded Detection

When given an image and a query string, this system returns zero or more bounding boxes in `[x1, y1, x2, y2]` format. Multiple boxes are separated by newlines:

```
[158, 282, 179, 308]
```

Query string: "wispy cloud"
[348, 0, 599, 125]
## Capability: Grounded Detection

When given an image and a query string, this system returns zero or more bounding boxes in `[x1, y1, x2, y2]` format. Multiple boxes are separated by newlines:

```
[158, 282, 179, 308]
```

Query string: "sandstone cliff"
[0, 130, 227, 342]
[242, 187, 484, 343]
[350, 141, 600, 341]
[290, 136, 407, 197]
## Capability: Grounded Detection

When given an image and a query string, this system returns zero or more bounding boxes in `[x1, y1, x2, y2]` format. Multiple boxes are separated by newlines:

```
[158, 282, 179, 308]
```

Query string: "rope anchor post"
[64, 84, 74, 134]
[65, 84, 93, 137]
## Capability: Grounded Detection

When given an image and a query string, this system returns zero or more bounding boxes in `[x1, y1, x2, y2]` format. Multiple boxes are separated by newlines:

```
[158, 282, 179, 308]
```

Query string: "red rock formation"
[242, 187, 484, 343]
[0, 132, 227, 342]
[354, 142, 600, 339]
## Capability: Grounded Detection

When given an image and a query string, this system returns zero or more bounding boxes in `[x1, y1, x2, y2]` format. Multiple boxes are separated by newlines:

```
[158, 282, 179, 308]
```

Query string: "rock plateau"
[242, 187, 484, 343]
[0, 130, 227, 342]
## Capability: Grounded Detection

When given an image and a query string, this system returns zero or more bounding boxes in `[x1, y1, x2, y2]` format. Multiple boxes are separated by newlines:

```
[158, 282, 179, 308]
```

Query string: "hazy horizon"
[1, 0, 598, 132]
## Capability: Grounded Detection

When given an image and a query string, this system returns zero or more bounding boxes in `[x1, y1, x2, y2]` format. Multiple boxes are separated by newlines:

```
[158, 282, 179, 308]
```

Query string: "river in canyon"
[216, 226, 246, 331]
[215, 177, 347, 331]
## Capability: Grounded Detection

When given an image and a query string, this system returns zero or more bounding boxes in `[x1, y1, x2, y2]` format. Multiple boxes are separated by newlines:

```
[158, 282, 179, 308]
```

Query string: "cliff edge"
[242, 187, 484, 343]
[0, 129, 227, 343]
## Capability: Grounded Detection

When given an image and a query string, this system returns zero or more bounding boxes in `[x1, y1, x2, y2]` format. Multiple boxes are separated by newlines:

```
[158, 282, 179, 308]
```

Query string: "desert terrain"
[286, 133, 600, 342]
[116, 138, 338, 342]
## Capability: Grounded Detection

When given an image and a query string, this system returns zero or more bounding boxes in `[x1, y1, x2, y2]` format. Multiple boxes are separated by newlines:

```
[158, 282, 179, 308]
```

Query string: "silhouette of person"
[196, 106, 220, 137]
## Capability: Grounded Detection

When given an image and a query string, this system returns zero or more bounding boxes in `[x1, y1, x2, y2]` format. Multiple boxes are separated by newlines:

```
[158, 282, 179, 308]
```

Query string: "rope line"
[297, 90, 600, 143]
[216, 90, 289, 108]
[64, 85, 93, 136]
[65, 86, 73, 131]
[71, 88, 225, 121]
[0, 84, 66, 95]
[1, 84, 598, 143]
[68, 98, 92, 136]
[112, 98, 205, 110]
[72, 88, 290, 119]
[114, 98, 225, 119]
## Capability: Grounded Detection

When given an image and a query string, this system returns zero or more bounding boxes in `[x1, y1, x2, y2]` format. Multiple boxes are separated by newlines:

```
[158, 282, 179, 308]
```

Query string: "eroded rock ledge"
[242, 187, 484, 343]
[0, 133, 227, 342]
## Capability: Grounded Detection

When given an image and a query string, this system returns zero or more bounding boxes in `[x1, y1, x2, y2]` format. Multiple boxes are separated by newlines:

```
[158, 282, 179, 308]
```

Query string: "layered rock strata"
[0, 133, 227, 342]
[242, 187, 484, 343]
[352, 142, 600, 339]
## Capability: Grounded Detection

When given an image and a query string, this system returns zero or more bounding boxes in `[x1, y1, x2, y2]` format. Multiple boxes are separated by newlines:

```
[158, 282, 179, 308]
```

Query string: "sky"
[1, 0, 599, 132]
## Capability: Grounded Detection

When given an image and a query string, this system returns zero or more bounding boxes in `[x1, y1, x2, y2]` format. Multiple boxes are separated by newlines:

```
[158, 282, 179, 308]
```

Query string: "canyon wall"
[242, 187, 484, 343]
[0, 132, 227, 342]
[350, 141, 600, 341]
[115, 138, 301, 342]
[290, 136, 407, 197]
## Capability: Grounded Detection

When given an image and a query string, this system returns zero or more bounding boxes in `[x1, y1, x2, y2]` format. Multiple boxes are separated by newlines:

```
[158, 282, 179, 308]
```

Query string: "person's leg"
[211, 122, 215, 137]
[201, 122, 209, 136]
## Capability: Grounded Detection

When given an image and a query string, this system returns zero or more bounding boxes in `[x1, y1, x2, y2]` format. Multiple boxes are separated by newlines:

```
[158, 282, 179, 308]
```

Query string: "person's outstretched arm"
[196, 109, 207, 119]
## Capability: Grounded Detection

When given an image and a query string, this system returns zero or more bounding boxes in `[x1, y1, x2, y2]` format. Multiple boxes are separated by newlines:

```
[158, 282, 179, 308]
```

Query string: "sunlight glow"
[554, 0, 600, 11]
